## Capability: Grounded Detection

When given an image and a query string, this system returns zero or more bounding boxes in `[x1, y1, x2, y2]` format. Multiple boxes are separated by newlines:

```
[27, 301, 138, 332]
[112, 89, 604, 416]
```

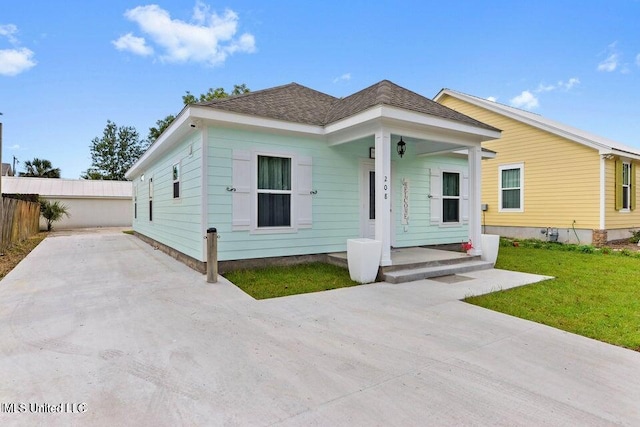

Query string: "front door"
[360, 162, 376, 239]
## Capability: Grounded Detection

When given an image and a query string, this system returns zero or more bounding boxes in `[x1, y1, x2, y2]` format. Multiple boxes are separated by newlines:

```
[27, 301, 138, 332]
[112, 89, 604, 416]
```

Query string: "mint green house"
[125, 81, 500, 272]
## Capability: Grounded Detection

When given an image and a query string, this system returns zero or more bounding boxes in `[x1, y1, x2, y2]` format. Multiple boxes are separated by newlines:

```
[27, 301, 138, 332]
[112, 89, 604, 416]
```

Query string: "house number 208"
[384, 176, 388, 199]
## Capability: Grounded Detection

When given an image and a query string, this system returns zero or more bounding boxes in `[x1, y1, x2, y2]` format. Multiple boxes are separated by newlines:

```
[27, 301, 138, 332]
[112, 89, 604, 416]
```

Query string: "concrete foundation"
[606, 228, 637, 242]
[134, 231, 206, 273]
[483, 226, 592, 245]
[485, 225, 638, 246]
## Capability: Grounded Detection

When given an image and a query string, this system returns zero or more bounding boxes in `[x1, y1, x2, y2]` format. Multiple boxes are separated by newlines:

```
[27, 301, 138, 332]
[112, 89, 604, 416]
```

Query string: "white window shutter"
[232, 150, 251, 230]
[297, 156, 313, 228]
[461, 172, 469, 224]
[429, 168, 441, 225]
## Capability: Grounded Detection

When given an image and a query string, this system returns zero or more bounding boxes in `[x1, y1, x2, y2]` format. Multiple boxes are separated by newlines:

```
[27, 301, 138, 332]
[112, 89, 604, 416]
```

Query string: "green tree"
[40, 200, 70, 231]
[147, 84, 250, 144]
[19, 158, 61, 178]
[83, 120, 147, 180]
[182, 84, 250, 104]
[147, 114, 176, 143]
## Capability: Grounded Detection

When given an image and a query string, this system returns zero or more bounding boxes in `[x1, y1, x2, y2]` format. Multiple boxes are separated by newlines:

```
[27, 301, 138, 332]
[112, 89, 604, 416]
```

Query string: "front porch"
[327, 246, 493, 284]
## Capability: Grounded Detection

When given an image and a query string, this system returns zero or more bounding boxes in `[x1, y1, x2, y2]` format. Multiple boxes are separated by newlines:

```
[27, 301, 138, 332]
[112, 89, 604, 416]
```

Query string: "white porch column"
[468, 145, 483, 256]
[375, 128, 392, 266]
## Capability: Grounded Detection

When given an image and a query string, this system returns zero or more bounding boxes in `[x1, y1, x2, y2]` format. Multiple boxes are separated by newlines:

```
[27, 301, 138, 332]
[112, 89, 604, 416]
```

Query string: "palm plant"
[20, 158, 61, 178]
[40, 200, 70, 231]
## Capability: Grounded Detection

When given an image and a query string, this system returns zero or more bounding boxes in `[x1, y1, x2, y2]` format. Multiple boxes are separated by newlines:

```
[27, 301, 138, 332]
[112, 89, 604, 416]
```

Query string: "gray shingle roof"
[198, 83, 338, 126]
[324, 80, 498, 131]
[197, 80, 498, 131]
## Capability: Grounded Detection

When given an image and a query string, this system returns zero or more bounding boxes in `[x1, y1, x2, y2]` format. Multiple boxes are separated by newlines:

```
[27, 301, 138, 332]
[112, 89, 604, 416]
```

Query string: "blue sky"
[1, 0, 640, 178]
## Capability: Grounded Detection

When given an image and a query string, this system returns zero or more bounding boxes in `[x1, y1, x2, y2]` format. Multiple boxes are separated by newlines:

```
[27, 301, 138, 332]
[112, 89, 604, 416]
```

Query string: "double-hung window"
[257, 155, 292, 227]
[442, 171, 460, 223]
[499, 163, 524, 212]
[615, 160, 635, 211]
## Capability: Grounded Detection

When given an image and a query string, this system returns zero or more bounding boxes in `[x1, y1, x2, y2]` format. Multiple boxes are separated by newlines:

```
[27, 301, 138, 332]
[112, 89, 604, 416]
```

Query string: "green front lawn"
[466, 245, 640, 351]
[224, 262, 360, 300]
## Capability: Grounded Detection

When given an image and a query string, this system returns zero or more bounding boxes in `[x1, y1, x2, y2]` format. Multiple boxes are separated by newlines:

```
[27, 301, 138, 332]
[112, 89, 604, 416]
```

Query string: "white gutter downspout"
[201, 126, 209, 262]
[599, 155, 606, 230]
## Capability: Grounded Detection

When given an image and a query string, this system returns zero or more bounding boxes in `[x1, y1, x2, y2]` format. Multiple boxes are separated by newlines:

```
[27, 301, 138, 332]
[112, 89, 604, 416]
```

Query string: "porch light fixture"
[397, 137, 406, 158]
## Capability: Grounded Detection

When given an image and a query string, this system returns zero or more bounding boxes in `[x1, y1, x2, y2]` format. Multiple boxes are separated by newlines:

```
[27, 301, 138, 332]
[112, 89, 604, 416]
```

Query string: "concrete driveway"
[1, 230, 639, 426]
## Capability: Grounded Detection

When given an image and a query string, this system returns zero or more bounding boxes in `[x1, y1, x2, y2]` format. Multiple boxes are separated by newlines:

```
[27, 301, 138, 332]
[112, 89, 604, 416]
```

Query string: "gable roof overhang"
[434, 88, 640, 161]
[126, 104, 327, 179]
[325, 104, 500, 150]
[126, 83, 502, 179]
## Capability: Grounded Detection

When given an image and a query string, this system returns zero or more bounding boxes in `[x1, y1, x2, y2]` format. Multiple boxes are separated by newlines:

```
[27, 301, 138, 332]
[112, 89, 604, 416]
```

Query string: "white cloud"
[192, 1, 209, 25]
[597, 42, 621, 72]
[536, 83, 556, 93]
[636, 53, 640, 67]
[510, 90, 539, 110]
[560, 77, 580, 90]
[534, 77, 580, 93]
[333, 73, 351, 83]
[486, 96, 498, 102]
[598, 53, 619, 72]
[0, 24, 36, 76]
[114, 2, 256, 66]
[112, 33, 153, 56]
[0, 24, 18, 44]
[0, 47, 36, 76]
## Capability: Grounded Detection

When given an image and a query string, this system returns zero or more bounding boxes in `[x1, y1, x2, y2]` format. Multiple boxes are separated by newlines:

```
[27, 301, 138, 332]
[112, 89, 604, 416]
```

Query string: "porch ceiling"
[328, 131, 478, 157]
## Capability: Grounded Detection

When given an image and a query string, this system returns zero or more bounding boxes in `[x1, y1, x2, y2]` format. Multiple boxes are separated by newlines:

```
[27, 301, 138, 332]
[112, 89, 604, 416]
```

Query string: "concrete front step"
[380, 253, 481, 273]
[382, 260, 494, 284]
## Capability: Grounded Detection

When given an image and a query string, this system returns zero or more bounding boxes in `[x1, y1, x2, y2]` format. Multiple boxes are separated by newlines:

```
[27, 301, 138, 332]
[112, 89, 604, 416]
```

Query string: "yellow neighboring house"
[434, 89, 639, 246]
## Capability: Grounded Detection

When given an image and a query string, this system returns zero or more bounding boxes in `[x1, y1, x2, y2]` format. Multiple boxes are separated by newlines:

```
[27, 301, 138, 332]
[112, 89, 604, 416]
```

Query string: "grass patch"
[465, 245, 640, 351]
[0, 233, 47, 280]
[224, 262, 360, 300]
[122, 230, 134, 235]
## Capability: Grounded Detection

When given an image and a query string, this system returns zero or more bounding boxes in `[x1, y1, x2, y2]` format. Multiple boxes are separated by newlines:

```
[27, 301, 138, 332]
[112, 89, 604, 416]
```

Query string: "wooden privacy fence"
[1, 196, 40, 250]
